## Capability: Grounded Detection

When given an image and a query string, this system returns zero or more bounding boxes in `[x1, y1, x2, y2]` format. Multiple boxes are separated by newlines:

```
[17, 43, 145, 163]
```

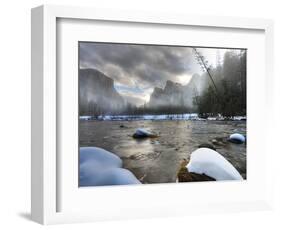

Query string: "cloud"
[114, 83, 153, 106]
[79, 43, 198, 88]
[79, 42, 236, 106]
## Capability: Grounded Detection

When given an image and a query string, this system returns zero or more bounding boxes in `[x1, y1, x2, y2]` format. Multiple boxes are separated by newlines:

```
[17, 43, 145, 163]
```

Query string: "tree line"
[80, 101, 195, 117]
[193, 50, 246, 118]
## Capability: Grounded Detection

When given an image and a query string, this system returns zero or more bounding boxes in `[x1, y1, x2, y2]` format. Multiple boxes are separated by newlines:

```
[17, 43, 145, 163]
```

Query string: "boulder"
[80, 147, 122, 168]
[187, 148, 243, 181]
[132, 128, 158, 138]
[177, 158, 216, 182]
[79, 147, 140, 186]
[228, 133, 246, 144]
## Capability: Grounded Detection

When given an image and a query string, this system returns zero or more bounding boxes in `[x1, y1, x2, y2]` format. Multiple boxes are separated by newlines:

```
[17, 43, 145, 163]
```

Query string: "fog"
[79, 43, 246, 117]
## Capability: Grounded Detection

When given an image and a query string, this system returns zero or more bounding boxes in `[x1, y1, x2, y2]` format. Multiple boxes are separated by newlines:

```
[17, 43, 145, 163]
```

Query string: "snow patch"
[80, 113, 199, 121]
[80, 116, 93, 121]
[80, 114, 246, 121]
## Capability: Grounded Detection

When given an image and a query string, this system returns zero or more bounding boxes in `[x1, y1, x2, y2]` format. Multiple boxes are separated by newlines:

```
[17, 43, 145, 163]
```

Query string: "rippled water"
[79, 120, 246, 183]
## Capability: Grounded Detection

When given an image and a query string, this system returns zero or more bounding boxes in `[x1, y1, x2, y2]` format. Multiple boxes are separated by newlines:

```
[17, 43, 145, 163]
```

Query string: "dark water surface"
[79, 120, 246, 183]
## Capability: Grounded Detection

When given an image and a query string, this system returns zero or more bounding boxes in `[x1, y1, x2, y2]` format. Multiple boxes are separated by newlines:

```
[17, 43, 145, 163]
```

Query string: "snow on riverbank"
[80, 113, 198, 121]
[80, 114, 246, 121]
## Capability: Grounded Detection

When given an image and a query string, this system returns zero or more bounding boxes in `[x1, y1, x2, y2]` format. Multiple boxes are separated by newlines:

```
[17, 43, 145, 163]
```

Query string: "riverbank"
[80, 114, 246, 122]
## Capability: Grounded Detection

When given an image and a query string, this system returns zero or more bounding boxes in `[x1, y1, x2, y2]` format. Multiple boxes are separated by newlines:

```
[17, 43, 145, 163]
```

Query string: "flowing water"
[79, 120, 246, 183]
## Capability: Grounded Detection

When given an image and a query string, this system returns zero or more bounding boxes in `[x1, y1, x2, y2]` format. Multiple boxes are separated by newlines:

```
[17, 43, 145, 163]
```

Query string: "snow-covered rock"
[80, 167, 141, 186]
[133, 128, 158, 138]
[187, 148, 243, 181]
[80, 147, 122, 167]
[80, 147, 140, 186]
[228, 133, 246, 144]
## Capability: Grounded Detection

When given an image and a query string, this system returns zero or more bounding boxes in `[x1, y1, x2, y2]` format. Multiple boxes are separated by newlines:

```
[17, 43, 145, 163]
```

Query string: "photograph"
[78, 42, 247, 187]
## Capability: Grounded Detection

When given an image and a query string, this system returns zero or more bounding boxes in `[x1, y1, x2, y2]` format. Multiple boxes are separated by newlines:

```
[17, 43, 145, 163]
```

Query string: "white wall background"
[0, 0, 280, 229]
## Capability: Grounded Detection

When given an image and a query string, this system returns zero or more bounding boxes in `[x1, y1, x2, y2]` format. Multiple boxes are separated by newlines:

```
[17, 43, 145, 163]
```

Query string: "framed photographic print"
[31, 5, 274, 224]
[78, 42, 247, 186]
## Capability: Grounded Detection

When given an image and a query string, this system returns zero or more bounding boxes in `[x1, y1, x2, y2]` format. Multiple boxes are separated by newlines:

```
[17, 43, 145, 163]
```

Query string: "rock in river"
[228, 133, 246, 144]
[132, 128, 158, 138]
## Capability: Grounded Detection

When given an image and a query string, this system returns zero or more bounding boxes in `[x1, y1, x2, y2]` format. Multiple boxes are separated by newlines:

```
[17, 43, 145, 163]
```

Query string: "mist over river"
[79, 120, 246, 183]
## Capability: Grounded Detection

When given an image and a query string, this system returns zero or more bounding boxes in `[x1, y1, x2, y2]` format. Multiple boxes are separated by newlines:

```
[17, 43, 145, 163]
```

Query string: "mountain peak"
[79, 68, 125, 115]
[164, 80, 182, 93]
[153, 87, 163, 94]
[148, 76, 202, 108]
[80, 68, 114, 86]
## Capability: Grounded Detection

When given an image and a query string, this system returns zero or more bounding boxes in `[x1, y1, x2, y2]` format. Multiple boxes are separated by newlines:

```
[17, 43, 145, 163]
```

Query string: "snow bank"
[80, 113, 199, 121]
[187, 148, 243, 181]
[80, 147, 140, 186]
[207, 117, 217, 121]
[232, 116, 246, 121]
[229, 133, 246, 144]
[80, 116, 93, 121]
[80, 114, 247, 121]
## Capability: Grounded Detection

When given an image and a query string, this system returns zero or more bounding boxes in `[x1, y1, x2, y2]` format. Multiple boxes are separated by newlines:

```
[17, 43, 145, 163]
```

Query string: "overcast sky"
[79, 42, 229, 106]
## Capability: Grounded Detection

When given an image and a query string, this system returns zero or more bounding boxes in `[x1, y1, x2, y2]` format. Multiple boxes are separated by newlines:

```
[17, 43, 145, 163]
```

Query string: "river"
[79, 120, 246, 183]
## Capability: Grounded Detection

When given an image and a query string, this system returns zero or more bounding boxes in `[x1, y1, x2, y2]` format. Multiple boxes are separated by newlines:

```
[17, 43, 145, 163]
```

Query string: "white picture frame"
[31, 4, 274, 225]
